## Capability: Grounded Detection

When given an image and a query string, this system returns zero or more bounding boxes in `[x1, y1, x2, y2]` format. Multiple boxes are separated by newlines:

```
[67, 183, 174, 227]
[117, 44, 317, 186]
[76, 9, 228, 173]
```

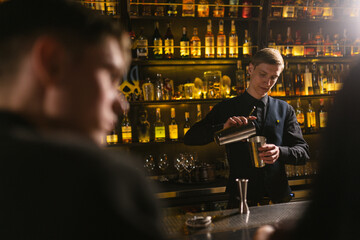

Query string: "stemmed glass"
[158, 153, 169, 182]
[144, 154, 155, 175]
[183, 153, 196, 183]
[174, 153, 185, 183]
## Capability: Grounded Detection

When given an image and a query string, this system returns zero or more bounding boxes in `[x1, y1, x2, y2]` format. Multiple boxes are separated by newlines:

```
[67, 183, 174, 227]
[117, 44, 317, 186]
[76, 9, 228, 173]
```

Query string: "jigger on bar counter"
[236, 179, 249, 214]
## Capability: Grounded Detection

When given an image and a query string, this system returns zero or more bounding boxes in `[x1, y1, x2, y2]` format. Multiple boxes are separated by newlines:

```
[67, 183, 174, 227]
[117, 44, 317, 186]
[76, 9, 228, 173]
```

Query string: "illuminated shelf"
[131, 58, 252, 66]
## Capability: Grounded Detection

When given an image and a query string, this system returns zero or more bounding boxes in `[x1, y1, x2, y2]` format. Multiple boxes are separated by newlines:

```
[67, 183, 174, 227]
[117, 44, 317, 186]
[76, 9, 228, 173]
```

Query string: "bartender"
[184, 48, 310, 208]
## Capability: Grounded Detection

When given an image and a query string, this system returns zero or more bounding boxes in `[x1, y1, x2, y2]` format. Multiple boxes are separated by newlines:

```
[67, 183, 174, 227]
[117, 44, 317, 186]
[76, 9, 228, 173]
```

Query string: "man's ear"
[30, 36, 65, 87]
[248, 63, 254, 75]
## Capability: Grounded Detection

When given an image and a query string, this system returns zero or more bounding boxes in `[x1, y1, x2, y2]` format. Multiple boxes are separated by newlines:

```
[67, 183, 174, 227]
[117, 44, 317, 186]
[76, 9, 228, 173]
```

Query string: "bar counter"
[162, 201, 309, 240]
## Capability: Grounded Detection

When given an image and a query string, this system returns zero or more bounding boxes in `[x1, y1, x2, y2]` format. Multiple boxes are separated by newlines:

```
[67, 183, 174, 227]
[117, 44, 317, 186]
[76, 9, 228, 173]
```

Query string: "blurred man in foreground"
[0, 0, 164, 239]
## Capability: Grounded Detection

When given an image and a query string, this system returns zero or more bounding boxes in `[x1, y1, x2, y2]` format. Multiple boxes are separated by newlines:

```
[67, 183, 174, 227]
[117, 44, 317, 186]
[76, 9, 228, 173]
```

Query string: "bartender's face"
[247, 63, 283, 99]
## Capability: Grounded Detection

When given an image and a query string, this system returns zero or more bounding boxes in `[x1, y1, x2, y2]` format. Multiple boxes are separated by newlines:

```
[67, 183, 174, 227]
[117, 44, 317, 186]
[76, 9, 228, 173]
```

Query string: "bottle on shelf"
[197, 0, 209, 17]
[121, 112, 132, 144]
[275, 33, 284, 56]
[154, 0, 165, 16]
[268, 29, 276, 49]
[182, 0, 195, 17]
[326, 64, 335, 93]
[283, 62, 295, 96]
[322, 0, 333, 19]
[352, 33, 360, 55]
[129, 0, 139, 16]
[217, 19, 226, 58]
[304, 32, 315, 57]
[310, 0, 324, 19]
[311, 62, 320, 95]
[190, 27, 201, 58]
[141, 0, 152, 16]
[245, 65, 251, 89]
[142, 77, 155, 101]
[271, 0, 283, 17]
[213, 0, 225, 18]
[293, 30, 304, 57]
[324, 34, 333, 57]
[315, 28, 325, 57]
[319, 98, 328, 130]
[332, 33, 342, 57]
[284, 26, 294, 57]
[153, 21, 163, 59]
[295, 64, 305, 96]
[229, 20, 238, 58]
[138, 109, 151, 143]
[235, 60, 245, 95]
[318, 65, 328, 94]
[154, 73, 164, 100]
[205, 19, 215, 58]
[303, 64, 313, 95]
[106, 124, 118, 145]
[306, 100, 316, 133]
[183, 112, 191, 136]
[129, 26, 137, 59]
[168, 108, 178, 141]
[180, 26, 190, 58]
[164, 22, 174, 59]
[229, 0, 239, 17]
[163, 78, 174, 100]
[242, 0, 252, 18]
[136, 27, 148, 59]
[243, 29, 252, 58]
[154, 108, 166, 142]
[295, 98, 305, 134]
[340, 29, 352, 57]
[295, 0, 306, 19]
[282, 0, 295, 18]
[196, 104, 202, 122]
[167, 0, 178, 16]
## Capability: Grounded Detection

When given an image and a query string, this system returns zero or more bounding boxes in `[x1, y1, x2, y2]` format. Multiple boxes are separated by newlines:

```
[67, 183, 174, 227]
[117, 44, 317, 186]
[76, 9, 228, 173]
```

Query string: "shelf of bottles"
[77, 0, 120, 17]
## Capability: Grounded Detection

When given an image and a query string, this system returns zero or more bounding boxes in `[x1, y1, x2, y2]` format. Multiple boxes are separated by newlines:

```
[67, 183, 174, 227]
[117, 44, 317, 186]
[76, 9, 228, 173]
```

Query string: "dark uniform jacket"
[184, 92, 310, 205]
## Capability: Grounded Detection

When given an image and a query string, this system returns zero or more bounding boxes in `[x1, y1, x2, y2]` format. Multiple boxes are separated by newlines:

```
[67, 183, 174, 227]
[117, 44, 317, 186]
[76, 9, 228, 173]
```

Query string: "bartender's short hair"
[250, 48, 284, 71]
[0, 0, 130, 80]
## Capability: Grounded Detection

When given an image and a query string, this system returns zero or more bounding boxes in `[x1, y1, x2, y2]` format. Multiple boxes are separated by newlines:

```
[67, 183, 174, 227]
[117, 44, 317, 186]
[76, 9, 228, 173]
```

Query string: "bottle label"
[164, 39, 174, 54]
[320, 112, 328, 128]
[153, 39, 163, 55]
[184, 127, 190, 135]
[155, 126, 166, 139]
[296, 113, 305, 124]
[205, 37, 214, 56]
[293, 45, 304, 56]
[307, 112, 316, 128]
[121, 126, 132, 140]
[169, 125, 178, 140]
[197, 4, 209, 16]
[180, 41, 190, 56]
[243, 44, 251, 55]
[191, 41, 201, 57]
[106, 134, 118, 144]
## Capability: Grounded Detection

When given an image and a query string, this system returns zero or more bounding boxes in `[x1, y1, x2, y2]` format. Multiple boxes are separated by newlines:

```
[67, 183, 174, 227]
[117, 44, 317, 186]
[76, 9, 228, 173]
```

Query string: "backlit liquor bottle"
[311, 62, 320, 95]
[295, 0, 306, 19]
[213, 0, 225, 17]
[182, 0, 195, 17]
[217, 20, 226, 58]
[105, 0, 117, 16]
[242, 29, 252, 57]
[340, 29, 352, 57]
[142, 77, 155, 101]
[229, 20, 238, 58]
[154, 73, 164, 100]
[293, 31, 304, 57]
[319, 98, 328, 129]
[197, 0, 209, 17]
[322, 0, 333, 19]
[154, 0, 165, 16]
[318, 65, 328, 94]
[190, 27, 201, 58]
[167, 0, 178, 16]
[310, 0, 324, 19]
[138, 109, 150, 143]
[183, 112, 191, 136]
[282, 0, 295, 18]
[153, 22, 163, 59]
[275, 33, 284, 55]
[242, 0, 252, 18]
[315, 28, 324, 57]
[352, 33, 360, 55]
[164, 23, 174, 59]
[295, 98, 305, 134]
[245, 65, 250, 88]
[324, 34, 333, 56]
[121, 112, 132, 144]
[268, 29, 276, 49]
[129, 27, 137, 59]
[306, 100, 316, 133]
[326, 64, 335, 93]
[332, 33, 342, 57]
[303, 64, 312, 95]
[235, 60, 245, 94]
[168, 108, 178, 141]
[229, 0, 239, 17]
[196, 104, 202, 122]
[271, 0, 283, 17]
[129, 0, 139, 16]
[106, 125, 118, 145]
[141, 0, 152, 16]
[180, 27, 190, 58]
[283, 61, 295, 96]
[154, 108, 166, 142]
[304, 33, 315, 57]
[284, 26, 294, 57]
[205, 20, 215, 58]
[295, 64, 305, 95]
[136, 27, 148, 59]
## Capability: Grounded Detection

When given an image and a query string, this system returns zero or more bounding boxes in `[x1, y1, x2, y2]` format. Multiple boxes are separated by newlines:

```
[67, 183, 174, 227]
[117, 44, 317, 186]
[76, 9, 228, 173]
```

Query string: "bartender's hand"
[223, 116, 257, 129]
[258, 144, 280, 164]
[252, 225, 275, 240]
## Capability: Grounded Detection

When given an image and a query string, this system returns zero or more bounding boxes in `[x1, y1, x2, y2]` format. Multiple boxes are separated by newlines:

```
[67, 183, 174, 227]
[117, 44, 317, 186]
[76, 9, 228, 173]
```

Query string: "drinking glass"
[174, 153, 185, 182]
[184, 83, 195, 99]
[183, 153, 196, 182]
[158, 153, 169, 182]
[144, 154, 155, 175]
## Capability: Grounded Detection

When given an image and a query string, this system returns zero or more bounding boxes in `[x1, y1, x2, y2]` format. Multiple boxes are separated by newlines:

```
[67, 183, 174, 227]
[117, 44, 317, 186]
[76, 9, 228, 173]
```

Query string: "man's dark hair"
[250, 48, 284, 70]
[0, 0, 126, 79]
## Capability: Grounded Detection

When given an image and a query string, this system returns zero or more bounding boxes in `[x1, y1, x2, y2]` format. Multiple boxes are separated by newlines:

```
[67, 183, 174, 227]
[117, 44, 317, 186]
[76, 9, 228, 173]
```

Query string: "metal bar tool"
[236, 178, 249, 214]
